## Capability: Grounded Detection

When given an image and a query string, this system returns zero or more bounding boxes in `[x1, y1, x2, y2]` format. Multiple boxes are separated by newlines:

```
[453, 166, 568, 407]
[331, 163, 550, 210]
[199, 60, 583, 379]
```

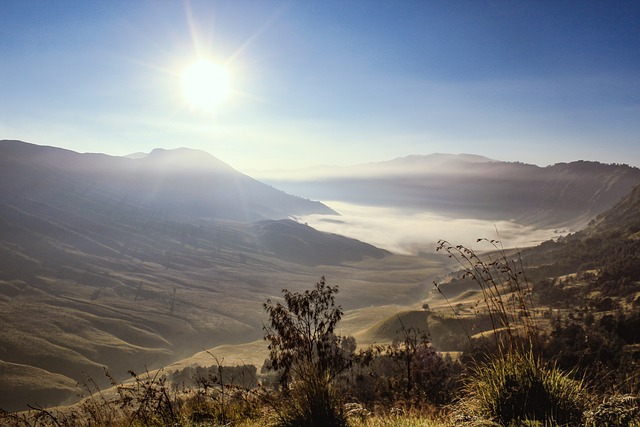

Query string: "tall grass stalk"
[436, 238, 588, 425]
[435, 238, 539, 356]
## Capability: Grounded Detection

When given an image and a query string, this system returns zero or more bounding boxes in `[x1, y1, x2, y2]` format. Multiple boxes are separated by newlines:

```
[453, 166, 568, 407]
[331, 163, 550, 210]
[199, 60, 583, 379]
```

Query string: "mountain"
[0, 140, 398, 411]
[261, 154, 640, 229]
[520, 183, 640, 303]
[1, 140, 637, 410]
[0, 140, 335, 222]
[589, 183, 640, 238]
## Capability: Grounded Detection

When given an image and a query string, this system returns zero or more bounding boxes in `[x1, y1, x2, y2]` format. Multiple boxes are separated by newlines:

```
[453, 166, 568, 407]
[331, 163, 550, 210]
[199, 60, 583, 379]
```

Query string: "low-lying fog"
[298, 201, 564, 255]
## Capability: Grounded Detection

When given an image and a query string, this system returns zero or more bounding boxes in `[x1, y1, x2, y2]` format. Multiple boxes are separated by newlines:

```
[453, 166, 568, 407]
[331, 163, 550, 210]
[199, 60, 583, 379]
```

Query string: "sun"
[180, 59, 231, 111]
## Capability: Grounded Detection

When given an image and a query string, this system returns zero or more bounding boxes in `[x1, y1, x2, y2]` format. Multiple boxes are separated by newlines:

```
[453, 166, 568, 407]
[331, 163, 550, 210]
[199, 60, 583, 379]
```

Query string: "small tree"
[263, 276, 352, 385]
[263, 276, 351, 427]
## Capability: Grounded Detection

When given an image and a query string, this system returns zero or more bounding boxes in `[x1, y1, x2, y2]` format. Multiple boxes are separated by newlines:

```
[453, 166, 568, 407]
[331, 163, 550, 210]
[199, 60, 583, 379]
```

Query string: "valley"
[1, 140, 639, 416]
[3, 4, 638, 425]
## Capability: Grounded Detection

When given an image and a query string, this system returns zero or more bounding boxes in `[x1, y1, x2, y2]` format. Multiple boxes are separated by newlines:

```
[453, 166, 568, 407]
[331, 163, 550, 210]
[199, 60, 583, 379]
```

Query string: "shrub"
[464, 350, 587, 426]
[437, 239, 589, 426]
[263, 277, 351, 427]
[435, 239, 539, 354]
[263, 276, 353, 386]
[274, 362, 347, 427]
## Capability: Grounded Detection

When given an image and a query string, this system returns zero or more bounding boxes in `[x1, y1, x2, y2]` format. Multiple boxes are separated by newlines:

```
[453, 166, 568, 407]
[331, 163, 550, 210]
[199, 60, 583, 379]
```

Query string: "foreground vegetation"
[2, 238, 639, 427]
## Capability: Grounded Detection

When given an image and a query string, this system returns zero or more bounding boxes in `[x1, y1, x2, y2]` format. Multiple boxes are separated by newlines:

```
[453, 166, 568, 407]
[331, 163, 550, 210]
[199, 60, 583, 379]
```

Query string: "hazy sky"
[1, 1, 639, 172]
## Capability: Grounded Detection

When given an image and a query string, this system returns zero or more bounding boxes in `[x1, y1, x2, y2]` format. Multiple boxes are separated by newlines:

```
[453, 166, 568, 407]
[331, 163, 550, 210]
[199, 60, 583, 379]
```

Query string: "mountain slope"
[262, 154, 640, 228]
[0, 140, 335, 222]
[252, 219, 389, 266]
[0, 204, 402, 410]
[589, 183, 640, 238]
[0, 140, 402, 411]
[523, 183, 640, 299]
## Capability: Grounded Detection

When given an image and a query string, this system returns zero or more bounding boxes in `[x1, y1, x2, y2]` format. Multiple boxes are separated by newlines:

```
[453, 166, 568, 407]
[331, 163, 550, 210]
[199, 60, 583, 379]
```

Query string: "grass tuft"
[463, 349, 587, 426]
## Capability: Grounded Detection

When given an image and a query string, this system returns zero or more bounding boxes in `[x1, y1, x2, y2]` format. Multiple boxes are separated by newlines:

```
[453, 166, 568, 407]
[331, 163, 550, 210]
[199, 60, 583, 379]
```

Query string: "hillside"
[0, 141, 412, 411]
[523, 182, 640, 289]
[0, 140, 335, 222]
[262, 154, 640, 229]
[2, 140, 638, 413]
[0, 202, 419, 411]
[252, 219, 388, 266]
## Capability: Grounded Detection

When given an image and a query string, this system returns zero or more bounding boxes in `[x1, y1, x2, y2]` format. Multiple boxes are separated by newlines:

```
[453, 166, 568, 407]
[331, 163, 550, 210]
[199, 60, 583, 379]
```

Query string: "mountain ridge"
[0, 140, 336, 222]
[262, 155, 640, 229]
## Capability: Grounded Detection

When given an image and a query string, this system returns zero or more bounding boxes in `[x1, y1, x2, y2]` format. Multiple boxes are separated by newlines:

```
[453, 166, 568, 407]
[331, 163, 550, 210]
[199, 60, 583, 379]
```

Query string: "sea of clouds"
[298, 201, 563, 255]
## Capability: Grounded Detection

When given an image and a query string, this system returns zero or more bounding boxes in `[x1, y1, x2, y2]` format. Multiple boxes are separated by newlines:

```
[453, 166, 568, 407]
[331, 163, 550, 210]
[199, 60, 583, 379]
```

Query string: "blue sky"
[1, 0, 639, 171]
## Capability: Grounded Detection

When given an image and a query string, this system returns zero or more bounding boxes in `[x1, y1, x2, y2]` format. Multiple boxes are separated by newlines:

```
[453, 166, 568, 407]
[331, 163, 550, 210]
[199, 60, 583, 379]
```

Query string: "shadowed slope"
[251, 219, 389, 266]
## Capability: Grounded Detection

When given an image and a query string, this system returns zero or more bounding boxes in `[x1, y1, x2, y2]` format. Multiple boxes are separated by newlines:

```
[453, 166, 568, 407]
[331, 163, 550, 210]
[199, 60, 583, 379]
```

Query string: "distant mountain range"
[261, 154, 640, 229]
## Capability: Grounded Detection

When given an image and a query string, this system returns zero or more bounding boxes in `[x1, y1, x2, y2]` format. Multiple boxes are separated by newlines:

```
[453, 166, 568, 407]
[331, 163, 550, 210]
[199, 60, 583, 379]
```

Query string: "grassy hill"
[0, 140, 425, 411]
[0, 210, 442, 411]
[521, 183, 640, 304]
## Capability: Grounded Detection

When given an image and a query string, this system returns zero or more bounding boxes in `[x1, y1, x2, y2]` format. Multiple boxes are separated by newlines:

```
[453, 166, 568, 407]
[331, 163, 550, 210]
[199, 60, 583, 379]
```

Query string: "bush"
[263, 277, 350, 427]
[436, 239, 591, 425]
[275, 362, 347, 427]
[464, 350, 587, 426]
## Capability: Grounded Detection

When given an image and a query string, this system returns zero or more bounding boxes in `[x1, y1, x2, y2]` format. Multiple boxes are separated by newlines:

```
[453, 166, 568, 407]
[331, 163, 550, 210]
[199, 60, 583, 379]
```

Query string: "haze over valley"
[261, 154, 640, 253]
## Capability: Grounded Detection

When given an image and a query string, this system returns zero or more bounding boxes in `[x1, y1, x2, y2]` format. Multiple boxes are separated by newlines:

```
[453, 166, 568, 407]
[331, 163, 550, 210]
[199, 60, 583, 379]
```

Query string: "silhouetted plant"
[335, 324, 460, 409]
[0, 368, 183, 427]
[436, 238, 539, 355]
[263, 277, 352, 385]
[114, 368, 181, 426]
[585, 394, 639, 427]
[184, 354, 261, 425]
[263, 276, 351, 427]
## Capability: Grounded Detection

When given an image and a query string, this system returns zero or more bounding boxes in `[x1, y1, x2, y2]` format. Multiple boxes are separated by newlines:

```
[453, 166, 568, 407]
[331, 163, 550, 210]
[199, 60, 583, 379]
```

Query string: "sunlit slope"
[0, 362, 78, 409]
[0, 211, 408, 408]
[354, 310, 431, 345]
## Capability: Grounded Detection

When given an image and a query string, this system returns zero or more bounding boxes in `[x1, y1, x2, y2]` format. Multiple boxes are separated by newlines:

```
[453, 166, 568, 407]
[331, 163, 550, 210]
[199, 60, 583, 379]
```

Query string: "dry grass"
[0, 237, 448, 411]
